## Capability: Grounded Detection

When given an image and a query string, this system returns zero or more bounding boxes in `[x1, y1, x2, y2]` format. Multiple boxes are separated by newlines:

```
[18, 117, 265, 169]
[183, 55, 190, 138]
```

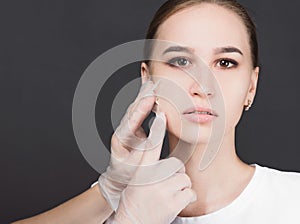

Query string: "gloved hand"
[106, 157, 197, 224]
[98, 79, 166, 211]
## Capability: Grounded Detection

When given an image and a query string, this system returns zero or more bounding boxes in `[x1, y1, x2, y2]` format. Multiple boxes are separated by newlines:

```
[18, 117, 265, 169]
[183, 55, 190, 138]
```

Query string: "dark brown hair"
[144, 0, 259, 68]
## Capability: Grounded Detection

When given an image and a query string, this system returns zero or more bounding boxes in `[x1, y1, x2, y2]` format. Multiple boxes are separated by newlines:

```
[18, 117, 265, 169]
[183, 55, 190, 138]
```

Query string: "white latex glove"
[106, 158, 197, 224]
[98, 79, 166, 211]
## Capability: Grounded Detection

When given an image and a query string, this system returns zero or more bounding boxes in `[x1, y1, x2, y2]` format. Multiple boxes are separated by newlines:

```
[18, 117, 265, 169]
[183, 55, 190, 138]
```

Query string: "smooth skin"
[140, 3, 259, 217]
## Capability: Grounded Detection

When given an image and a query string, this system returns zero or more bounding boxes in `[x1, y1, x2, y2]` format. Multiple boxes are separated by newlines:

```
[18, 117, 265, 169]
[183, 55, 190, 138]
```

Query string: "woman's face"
[141, 3, 259, 145]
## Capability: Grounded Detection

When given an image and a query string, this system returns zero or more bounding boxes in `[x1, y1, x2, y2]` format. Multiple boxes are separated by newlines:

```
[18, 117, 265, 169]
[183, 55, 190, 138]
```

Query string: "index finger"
[115, 80, 160, 146]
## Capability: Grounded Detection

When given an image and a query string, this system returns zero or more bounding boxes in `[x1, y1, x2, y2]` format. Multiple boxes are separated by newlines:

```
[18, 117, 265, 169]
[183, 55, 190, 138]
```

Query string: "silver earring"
[245, 99, 252, 111]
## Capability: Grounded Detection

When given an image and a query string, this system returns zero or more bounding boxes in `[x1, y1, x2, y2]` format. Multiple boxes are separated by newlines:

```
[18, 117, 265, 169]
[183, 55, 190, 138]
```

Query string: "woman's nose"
[187, 60, 215, 98]
[189, 82, 214, 98]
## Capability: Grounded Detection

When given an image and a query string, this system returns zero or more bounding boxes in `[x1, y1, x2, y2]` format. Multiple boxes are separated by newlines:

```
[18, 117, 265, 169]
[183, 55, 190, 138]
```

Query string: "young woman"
[13, 0, 300, 223]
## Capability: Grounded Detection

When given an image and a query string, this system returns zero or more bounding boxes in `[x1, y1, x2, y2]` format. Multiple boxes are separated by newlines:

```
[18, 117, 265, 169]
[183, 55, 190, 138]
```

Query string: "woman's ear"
[140, 62, 150, 84]
[245, 66, 259, 105]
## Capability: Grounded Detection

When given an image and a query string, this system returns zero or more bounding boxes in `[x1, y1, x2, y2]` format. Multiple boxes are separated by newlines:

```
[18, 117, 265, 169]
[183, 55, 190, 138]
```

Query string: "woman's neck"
[168, 128, 255, 217]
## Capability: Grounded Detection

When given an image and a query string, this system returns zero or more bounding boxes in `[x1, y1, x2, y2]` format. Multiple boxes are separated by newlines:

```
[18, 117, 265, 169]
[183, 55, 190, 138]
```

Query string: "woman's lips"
[182, 106, 218, 123]
[182, 113, 216, 123]
[183, 106, 218, 116]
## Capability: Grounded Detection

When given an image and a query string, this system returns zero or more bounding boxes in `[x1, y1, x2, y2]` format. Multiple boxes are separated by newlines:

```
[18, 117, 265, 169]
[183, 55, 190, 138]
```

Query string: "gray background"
[1, 0, 299, 223]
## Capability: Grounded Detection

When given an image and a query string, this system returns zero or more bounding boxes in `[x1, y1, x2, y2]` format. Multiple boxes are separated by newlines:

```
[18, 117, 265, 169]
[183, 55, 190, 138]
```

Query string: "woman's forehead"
[155, 3, 250, 56]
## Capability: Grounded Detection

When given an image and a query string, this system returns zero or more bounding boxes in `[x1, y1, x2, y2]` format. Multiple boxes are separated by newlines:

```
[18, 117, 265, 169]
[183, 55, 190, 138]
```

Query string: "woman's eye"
[217, 59, 238, 69]
[167, 57, 192, 68]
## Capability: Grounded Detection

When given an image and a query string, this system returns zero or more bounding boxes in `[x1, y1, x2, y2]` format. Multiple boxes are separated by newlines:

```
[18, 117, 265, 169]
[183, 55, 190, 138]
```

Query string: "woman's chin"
[169, 131, 212, 145]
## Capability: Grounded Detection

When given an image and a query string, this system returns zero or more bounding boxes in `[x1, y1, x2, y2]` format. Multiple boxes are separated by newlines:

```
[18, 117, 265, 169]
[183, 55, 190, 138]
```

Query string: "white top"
[172, 163, 300, 224]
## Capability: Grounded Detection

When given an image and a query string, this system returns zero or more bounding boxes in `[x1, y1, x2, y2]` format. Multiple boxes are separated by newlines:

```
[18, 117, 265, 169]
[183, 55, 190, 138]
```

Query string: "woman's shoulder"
[257, 163, 300, 179]
[255, 163, 300, 192]
[249, 163, 300, 220]
[251, 163, 300, 216]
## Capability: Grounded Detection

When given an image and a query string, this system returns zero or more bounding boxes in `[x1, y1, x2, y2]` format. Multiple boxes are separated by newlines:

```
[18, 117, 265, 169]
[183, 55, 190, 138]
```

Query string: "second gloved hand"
[106, 157, 197, 224]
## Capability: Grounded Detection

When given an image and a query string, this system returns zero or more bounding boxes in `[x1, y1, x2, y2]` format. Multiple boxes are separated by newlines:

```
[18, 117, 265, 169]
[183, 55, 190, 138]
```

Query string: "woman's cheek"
[223, 79, 249, 129]
[159, 99, 181, 134]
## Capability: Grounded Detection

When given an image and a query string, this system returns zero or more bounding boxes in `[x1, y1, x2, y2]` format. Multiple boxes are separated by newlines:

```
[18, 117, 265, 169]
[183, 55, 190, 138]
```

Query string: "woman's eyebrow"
[162, 45, 243, 56]
[214, 46, 243, 55]
[162, 46, 195, 55]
